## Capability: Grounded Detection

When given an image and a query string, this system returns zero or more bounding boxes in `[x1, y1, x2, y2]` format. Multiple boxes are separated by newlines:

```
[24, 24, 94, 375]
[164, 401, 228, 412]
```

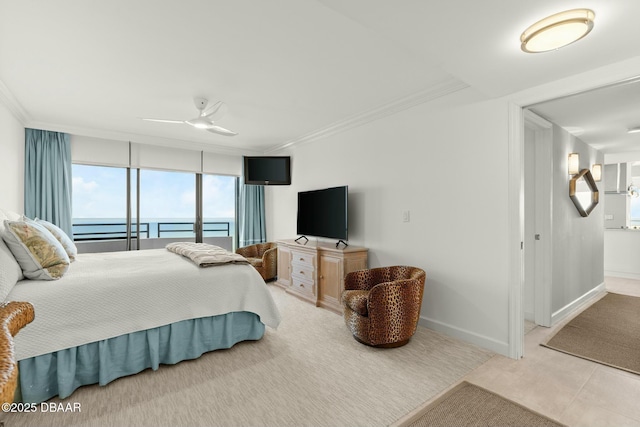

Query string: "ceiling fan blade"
[142, 118, 185, 124]
[207, 125, 238, 136]
[202, 101, 228, 120]
[185, 117, 213, 129]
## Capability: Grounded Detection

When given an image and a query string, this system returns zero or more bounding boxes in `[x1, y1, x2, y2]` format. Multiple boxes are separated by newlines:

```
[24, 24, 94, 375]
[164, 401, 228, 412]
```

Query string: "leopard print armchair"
[1, 301, 35, 404]
[236, 242, 278, 281]
[341, 266, 426, 348]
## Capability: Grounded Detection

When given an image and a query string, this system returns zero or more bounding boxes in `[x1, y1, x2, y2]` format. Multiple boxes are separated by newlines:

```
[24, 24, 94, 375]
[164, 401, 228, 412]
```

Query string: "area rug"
[542, 292, 640, 375]
[405, 381, 565, 427]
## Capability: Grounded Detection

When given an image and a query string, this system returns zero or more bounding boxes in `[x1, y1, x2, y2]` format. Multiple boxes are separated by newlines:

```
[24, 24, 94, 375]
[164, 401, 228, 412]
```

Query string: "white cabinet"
[276, 239, 368, 314]
[289, 247, 317, 303]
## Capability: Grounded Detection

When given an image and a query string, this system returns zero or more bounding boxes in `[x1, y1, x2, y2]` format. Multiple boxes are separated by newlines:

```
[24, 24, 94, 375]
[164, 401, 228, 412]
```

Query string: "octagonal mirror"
[570, 168, 599, 217]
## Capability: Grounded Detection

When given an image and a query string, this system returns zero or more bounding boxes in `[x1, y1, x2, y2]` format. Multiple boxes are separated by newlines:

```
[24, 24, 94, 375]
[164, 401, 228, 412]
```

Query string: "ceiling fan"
[142, 98, 238, 136]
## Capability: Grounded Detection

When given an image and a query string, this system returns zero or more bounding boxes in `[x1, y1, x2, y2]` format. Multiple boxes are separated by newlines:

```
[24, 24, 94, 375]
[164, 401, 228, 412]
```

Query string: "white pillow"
[2, 220, 70, 280]
[0, 238, 23, 301]
[0, 209, 8, 235]
[34, 218, 77, 262]
[0, 209, 23, 221]
[0, 210, 25, 290]
[0, 209, 23, 238]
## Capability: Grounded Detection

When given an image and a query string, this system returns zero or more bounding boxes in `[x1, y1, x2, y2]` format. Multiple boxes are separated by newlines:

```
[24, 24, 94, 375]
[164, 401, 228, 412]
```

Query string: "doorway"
[523, 110, 552, 330]
[509, 69, 640, 359]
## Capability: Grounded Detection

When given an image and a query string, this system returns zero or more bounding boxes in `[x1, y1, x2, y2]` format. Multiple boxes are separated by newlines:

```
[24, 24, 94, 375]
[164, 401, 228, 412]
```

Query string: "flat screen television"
[243, 156, 291, 185]
[296, 186, 348, 243]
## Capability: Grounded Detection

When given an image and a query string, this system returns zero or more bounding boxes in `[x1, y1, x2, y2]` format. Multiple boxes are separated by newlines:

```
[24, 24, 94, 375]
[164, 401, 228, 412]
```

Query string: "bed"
[1, 224, 281, 403]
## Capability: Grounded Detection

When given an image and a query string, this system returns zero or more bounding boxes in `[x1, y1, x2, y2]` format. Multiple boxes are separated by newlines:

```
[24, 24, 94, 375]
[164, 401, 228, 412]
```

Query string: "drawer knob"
[299, 271, 304, 274]
[299, 257, 304, 261]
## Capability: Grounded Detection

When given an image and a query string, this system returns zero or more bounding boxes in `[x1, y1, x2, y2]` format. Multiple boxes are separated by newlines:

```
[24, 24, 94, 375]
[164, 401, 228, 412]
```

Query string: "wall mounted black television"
[243, 156, 291, 185]
[296, 186, 348, 246]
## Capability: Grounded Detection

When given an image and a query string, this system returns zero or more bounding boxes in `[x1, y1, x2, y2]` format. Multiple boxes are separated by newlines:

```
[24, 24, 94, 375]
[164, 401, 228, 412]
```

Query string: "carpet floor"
[542, 292, 640, 375]
[2, 285, 492, 427]
[404, 381, 565, 427]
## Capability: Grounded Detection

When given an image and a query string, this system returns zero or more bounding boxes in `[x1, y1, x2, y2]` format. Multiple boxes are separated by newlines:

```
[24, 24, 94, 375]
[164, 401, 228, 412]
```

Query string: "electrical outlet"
[605, 214, 614, 220]
[403, 210, 410, 222]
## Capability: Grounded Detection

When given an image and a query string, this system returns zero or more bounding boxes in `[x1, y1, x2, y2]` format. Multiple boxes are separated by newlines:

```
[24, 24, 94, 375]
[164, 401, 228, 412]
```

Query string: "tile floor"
[461, 276, 640, 426]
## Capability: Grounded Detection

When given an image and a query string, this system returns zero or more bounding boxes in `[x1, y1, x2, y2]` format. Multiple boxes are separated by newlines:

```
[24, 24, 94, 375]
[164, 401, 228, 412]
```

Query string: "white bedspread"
[6, 249, 281, 360]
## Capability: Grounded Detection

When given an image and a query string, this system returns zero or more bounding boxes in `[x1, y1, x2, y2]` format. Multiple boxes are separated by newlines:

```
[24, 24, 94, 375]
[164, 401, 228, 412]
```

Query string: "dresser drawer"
[291, 250, 315, 267]
[291, 276, 316, 297]
[291, 264, 315, 281]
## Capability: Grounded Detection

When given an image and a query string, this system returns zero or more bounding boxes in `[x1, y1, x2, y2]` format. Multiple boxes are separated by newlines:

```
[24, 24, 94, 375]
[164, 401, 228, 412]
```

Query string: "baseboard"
[418, 316, 508, 356]
[604, 270, 640, 280]
[551, 282, 606, 326]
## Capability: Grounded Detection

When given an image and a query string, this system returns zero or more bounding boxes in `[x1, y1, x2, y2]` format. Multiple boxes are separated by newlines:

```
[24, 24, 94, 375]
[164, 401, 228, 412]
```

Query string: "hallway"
[401, 277, 640, 426]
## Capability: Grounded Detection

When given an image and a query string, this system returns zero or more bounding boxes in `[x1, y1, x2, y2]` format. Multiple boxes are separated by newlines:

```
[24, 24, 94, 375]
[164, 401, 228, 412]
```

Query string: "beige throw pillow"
[35, 218, 77, 262]
[2, 220, 70, 280]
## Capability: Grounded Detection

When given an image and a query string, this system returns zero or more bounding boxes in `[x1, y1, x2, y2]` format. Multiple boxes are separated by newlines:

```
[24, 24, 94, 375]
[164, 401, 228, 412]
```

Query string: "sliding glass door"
[136, 169, 196, 249]
[72, 164, 129, 252]
[72, 164, 237, 252]
[202, 174, 238, 249]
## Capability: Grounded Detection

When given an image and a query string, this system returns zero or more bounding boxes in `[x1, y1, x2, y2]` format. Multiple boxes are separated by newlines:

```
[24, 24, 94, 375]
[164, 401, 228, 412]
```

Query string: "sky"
[72, 164, 236, 220]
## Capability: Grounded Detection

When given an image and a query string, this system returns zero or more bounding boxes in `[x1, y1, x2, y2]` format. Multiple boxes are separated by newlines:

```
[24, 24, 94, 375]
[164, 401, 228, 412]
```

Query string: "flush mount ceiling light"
[521, 9, 595, 53]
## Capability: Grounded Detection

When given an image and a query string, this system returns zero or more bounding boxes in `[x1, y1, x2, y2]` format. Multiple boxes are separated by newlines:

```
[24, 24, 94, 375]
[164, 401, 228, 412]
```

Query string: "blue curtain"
[238, 181, 266, 247]
[24, 129, 73, 238]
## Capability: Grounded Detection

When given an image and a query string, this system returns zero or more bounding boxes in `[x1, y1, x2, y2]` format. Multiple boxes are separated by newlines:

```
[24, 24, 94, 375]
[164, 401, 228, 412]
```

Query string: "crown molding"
[26, 121, 264, 156]
[15, 77, 469, 157]
[0, 79, 29, 124]
[265, 77, 469, 153]
[523, 109, 552, 129]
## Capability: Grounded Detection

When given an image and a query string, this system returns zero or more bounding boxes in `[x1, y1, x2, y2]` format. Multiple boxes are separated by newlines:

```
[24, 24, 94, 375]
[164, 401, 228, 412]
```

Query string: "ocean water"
[72, 218, 235, 240]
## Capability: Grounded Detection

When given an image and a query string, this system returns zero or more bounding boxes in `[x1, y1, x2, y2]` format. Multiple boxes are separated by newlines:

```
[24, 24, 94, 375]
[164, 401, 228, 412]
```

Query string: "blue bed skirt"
[17, 311, 265, 403]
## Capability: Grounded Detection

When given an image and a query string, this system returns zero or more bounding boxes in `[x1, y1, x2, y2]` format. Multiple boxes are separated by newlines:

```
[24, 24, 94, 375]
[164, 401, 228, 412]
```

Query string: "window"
[72, 164, 237, 250]
[72, 164, 128, 241]
[203, 174, 237, 240]
[139, 169, 196, 239]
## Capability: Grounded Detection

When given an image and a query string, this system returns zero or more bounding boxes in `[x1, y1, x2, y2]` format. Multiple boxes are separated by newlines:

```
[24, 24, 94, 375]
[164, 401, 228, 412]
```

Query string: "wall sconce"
[568, 153, 580, 175]
[592, 164, 602, 181]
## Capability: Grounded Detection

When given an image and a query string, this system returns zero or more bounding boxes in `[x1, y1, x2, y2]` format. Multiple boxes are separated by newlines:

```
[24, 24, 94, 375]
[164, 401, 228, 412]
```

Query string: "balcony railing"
[72, 221, 231, 241]
[157, 222, 231, 238]
[73, 222, 150, 241]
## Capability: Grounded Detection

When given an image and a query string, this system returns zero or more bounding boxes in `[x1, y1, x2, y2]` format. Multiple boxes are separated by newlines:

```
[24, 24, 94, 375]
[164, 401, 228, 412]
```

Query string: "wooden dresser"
[275, 239, 368, 314]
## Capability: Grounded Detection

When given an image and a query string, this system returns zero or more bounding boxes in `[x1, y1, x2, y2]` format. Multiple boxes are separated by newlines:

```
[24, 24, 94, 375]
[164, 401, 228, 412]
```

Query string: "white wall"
[550, 124, 604, 316]
[0, 100, 24, 212]
[267, 88, 512, 354]
[604, 229, 640, 278]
